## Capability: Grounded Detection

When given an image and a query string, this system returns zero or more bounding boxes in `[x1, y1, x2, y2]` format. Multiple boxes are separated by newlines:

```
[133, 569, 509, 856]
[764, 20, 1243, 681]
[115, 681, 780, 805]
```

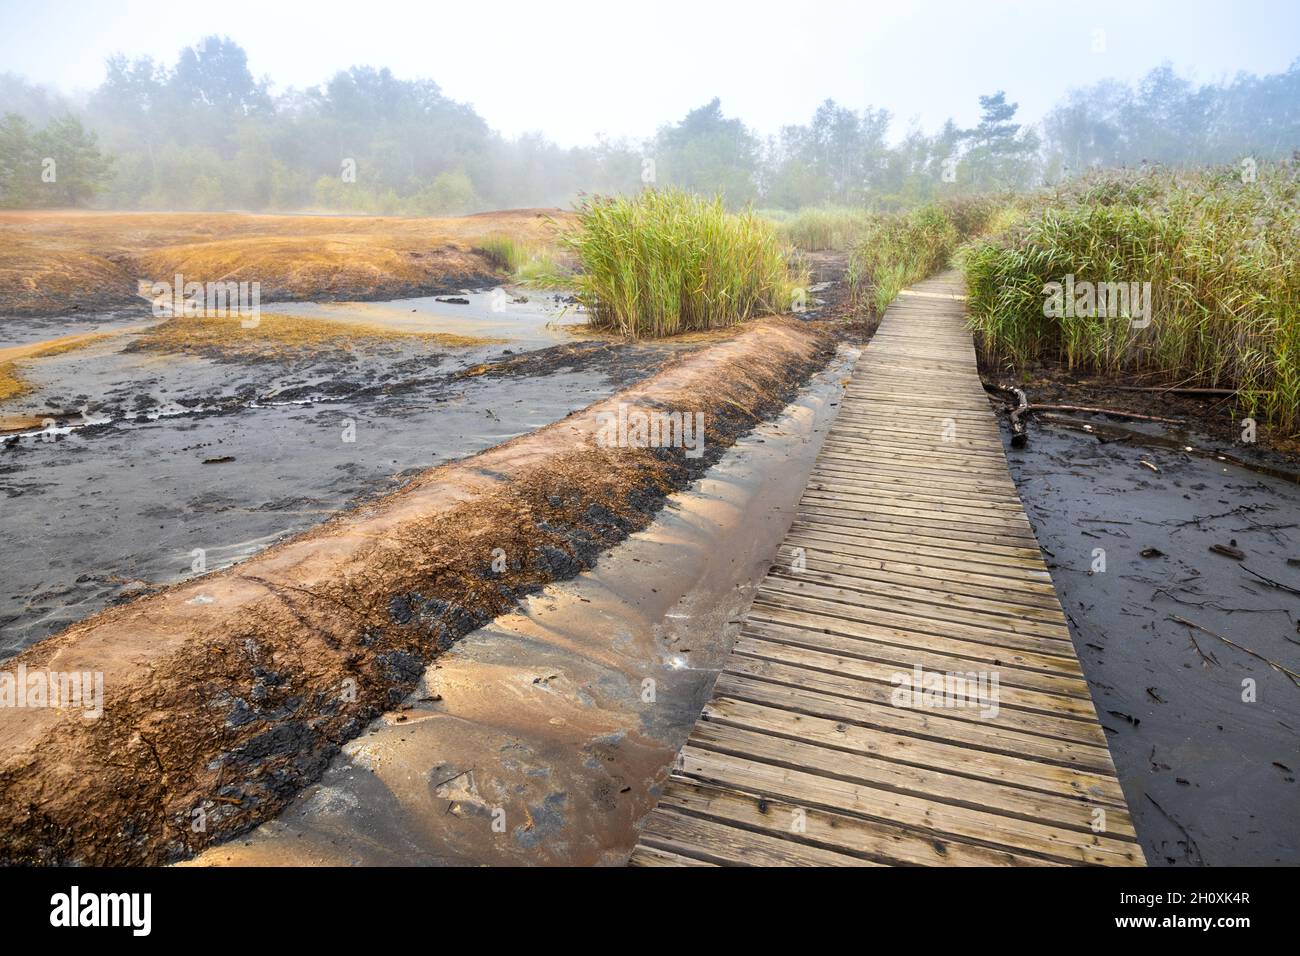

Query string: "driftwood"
[985, 382, 1187, 447]
[983, 383, 1030, 446]
[1021, 403, 1185, 424]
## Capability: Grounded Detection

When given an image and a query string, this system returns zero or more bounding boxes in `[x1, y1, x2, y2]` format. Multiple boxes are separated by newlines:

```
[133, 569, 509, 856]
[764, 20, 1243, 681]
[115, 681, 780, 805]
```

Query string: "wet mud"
[187, 348, 857, 866]
[1002, 414, 1300, 865]
[1, 292, 688, 653]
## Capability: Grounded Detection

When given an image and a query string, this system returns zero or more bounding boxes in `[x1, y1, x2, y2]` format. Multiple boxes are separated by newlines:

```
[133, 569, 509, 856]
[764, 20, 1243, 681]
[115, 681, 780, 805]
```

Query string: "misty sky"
[1, 0, 1296, 145]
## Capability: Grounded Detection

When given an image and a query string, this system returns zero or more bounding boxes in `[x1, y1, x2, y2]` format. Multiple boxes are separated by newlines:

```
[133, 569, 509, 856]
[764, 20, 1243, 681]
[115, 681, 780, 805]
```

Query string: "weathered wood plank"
[629, 272, 1143, 866]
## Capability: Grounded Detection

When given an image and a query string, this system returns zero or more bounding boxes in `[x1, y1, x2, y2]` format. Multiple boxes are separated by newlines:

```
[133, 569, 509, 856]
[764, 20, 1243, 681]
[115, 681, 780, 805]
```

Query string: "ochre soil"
[0, 208, 572, 317]
[0, 316, 837, 865]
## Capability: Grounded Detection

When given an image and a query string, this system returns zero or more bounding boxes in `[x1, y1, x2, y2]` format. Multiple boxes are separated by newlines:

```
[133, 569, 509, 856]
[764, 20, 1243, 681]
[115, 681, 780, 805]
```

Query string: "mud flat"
[1003, 419, 1300, 865]
[0, 292, 689, 652]
[186, 348, 856, 865]
[0, 316, 836, 865]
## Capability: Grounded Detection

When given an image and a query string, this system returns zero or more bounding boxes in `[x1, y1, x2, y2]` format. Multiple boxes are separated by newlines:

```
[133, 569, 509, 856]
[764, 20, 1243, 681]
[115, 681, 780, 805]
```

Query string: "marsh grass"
[964, 163, 1300, 433]
[475, 233, 562, 284]
[777, 206, 877, 252]
[562, 190, 800, 338]
[841, 197, 1009, 312]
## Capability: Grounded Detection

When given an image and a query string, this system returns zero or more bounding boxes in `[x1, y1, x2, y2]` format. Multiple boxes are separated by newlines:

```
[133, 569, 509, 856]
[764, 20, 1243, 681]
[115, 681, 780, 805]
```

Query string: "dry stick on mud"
[1241, 565, 1300, 597]
[1167, 614, 1300, 688]
[1145, 793, 1206, 865]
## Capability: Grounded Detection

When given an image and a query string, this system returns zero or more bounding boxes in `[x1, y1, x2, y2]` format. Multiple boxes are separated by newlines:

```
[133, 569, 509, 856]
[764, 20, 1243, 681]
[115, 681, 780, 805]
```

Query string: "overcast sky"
[1, 0, 1296, 145]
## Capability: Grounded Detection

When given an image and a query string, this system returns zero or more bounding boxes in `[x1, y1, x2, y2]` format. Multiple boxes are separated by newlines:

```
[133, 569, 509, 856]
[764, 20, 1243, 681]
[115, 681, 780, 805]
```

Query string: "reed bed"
[964, 163, 1300, 433]
[474, 233, 561, 283]
[561, 190, 798, 338]
[776, 206, 878, 252]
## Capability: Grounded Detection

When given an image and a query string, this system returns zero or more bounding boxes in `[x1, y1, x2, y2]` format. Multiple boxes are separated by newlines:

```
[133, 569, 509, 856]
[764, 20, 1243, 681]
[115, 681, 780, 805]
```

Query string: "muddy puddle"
[0, 290, 689, 654]
[279, 290, 588, 346]
[1004, 418, 1300, 865]
[184, 347, 858, 866]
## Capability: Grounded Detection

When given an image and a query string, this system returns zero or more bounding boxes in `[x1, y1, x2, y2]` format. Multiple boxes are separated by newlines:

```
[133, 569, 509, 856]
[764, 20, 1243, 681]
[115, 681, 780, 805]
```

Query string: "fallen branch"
[1167, 614, 1300, 687]
[1242, 565, 1300, 597]
[1008, 403, 1185, 450]
[984, 382, 1029, 446]
[1021, 403, 1185, 425]
[984, 382, 1187, 448]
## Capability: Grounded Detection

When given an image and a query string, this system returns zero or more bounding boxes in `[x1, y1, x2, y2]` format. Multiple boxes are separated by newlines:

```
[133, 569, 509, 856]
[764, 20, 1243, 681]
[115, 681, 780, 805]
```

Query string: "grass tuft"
[561, 190, 802, 338]
[132, 312, 498, 357]
[474, 233, 562, 283]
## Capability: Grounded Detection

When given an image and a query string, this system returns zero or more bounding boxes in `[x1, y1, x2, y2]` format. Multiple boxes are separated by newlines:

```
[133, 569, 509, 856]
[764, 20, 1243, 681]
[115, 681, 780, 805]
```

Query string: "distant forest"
[1, 36, 1297, 214]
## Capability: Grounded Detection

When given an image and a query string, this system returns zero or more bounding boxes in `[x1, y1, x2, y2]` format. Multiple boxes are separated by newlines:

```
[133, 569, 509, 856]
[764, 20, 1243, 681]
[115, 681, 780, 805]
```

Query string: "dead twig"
[1186, 632, 1219, 668]
[1145, 793, 1205, 866]
[1242, 565, 1300, 598]
[1168, 614, 1300, 687]
[430, 767, 473, 791]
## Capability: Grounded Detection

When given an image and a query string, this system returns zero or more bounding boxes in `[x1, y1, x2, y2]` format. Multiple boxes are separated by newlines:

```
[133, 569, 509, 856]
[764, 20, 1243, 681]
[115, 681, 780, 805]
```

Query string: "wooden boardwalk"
[629, 273, 1144, 867]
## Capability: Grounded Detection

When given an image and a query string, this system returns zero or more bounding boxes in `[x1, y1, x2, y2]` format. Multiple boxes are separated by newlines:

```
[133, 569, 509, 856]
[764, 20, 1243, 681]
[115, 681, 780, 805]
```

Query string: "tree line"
[0, 36, 1296, 214]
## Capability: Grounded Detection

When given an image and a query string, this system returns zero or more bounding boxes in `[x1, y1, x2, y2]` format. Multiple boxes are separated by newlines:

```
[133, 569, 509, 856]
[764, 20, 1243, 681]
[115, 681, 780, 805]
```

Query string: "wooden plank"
[652, 778, 1057, 866]
[629, 272, 1143, 867]
[674, 746, 1142, 866]
[719, 660, 1113, 765]
[685, 720, 1133, 834]
[626, 845, 719, 867]
[637, 806, 873, 866]
[703, 695, 1128, 804]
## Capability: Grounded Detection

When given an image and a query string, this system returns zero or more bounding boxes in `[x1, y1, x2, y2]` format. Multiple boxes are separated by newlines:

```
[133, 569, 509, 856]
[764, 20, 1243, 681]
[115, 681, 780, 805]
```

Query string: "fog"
[0, 0, 1297, 213]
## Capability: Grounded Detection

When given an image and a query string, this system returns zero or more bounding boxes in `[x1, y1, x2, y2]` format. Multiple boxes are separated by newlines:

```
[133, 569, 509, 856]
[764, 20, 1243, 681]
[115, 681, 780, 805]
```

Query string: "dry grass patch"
[0, 332, 115, 403]
[0, 209, 576, 316]
[131, 311, 499, 358]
